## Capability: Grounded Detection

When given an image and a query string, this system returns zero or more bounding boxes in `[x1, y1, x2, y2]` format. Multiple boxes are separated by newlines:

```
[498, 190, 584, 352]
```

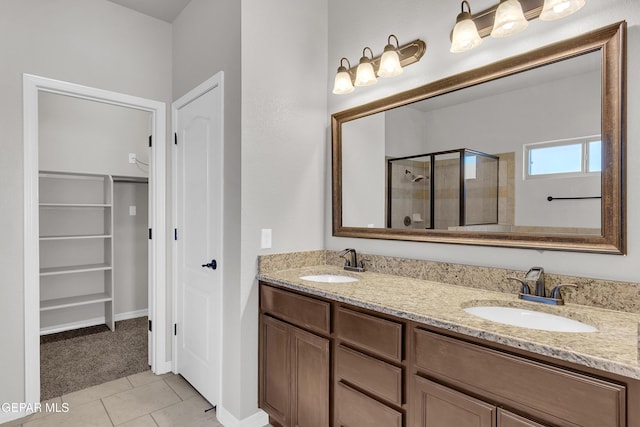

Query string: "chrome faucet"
[508, 267, 577, 305]
[337, 248, 365, 272]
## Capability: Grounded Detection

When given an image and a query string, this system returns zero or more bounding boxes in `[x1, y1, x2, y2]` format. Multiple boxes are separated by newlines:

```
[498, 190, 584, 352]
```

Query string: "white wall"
[241, 0, 328, 420]
[174, 1, 329, 422]
[172, 0, 246, 419]
[39, 92, 151, 177]
[327, 0, 640, 282]
[114, 182, 149, 316]
[385, 106, 426, 158]
[342, 114, 386, 228]
[0, 0, 171, 412]
[175, 0, 329, 421]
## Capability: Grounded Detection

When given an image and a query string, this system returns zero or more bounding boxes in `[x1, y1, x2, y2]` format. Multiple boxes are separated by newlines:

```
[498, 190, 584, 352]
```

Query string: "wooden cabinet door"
[497, 409, 549, 427]
[291, 327, 330, 427]
[412, 376, 496, 427]
[261, 315, 292, 427]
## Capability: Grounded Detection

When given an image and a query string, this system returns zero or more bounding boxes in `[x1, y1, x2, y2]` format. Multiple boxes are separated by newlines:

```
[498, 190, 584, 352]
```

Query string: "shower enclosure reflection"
[387, 149, 499, 230]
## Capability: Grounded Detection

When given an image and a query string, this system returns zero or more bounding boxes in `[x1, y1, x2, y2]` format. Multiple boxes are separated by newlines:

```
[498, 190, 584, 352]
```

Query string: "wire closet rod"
[546, 196, 601, 201]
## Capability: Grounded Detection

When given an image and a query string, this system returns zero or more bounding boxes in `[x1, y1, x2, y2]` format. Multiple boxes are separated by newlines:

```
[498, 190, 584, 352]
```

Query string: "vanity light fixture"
[491, 0, 529, 38]
[332, 35, 426, 95]
[378, 35, 404, 77]
[354, 47, 378, 86]
[540, 0, 585, 20]
[332, 58, 355, 94]
[451, 0, 587, 52]
[450, 1, 483, 53]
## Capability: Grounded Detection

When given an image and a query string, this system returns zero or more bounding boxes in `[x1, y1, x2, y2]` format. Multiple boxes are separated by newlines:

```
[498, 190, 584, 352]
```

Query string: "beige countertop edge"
[257, 267, 640, 381]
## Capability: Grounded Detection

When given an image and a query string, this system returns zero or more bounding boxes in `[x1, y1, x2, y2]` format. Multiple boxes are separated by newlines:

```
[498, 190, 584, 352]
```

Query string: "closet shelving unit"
[39, 171, 115, 333]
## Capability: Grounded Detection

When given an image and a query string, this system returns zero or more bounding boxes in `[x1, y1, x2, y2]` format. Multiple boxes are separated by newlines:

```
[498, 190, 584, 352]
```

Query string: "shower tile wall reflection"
[387, 149, 499, 230]
[387, 157, 430, 229]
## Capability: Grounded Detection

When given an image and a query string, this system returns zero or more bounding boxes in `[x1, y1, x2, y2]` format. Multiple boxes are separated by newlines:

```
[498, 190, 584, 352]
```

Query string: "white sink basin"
[464, 306, 597, 333]
[299, 274, 358, 283]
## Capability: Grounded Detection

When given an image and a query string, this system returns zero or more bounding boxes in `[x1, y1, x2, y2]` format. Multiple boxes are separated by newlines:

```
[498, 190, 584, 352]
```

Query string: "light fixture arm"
[387, 34, 400, 49]
[461, 0, 472, 14]
[361, 47, 374, 61]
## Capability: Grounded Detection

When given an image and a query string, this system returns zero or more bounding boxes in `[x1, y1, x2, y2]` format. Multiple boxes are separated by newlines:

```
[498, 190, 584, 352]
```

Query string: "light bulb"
[378, 35, 403, 77]
[450, 2, 482, 53]
[354, 48, 377, 86]
[333, 70, 354, 94]
[491, 0, 528, 38]
[540, 0, 585, 21]
[332, 58, 354, 94]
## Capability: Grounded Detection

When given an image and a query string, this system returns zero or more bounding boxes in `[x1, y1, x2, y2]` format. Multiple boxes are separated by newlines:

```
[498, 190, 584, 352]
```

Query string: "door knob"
[201, 259, 217, 270]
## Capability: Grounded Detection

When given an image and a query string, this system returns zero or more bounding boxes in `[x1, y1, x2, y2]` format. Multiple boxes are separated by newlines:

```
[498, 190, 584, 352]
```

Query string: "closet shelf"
[40, 292, 113, 311]
[40, 263, 112, 276]
[40, 203, 112, 208]
[40, 234, 112, 241]
[39, 171, 116, 333]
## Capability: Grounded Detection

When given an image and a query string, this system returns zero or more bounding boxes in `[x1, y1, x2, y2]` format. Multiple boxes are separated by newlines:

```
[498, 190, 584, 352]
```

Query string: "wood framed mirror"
[332, 22, 626, 254]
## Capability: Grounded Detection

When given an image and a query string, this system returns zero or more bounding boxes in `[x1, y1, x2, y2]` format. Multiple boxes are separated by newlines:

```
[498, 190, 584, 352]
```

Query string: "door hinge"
[148, 320, 152, 332]
[148, 135, 152, 147]
[148, 228, 152, 239]
[174, 132, 177, 145]
[174, 324, 177, 336]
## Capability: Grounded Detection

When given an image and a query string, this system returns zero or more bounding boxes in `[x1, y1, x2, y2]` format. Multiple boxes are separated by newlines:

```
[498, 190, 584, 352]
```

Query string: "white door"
[173, 73, 224, 406]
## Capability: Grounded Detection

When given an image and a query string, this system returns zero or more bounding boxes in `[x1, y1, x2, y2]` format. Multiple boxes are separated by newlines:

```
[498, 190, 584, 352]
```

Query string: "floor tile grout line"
[59, 377, 134, 407]
[149, 412, 160, 426]
[125, 376, 135, 389]
[163, 378, 187, 402]
[99, 398, 116, 427]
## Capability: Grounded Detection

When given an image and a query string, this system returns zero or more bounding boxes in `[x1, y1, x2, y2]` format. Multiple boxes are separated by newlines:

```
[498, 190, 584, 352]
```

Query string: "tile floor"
[1, 371, 227, 427]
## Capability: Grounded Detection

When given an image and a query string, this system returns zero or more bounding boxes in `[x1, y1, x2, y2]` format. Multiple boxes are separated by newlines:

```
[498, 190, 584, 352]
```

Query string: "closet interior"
[38, 92, 151, 335]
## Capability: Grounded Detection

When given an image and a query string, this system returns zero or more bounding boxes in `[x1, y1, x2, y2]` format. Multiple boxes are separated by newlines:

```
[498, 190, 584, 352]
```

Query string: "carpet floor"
[40, 316, 149, 401]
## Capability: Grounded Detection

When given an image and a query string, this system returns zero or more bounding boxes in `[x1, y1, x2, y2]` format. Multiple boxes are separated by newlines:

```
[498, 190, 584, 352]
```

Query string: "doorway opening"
[23, 74, 168, 406]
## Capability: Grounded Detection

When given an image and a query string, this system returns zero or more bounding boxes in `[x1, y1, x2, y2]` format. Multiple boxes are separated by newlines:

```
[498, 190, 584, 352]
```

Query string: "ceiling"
[107, 0, 191, 23]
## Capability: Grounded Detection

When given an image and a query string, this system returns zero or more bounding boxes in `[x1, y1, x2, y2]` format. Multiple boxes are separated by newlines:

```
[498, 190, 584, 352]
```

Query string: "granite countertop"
[258, 265, 640, 380]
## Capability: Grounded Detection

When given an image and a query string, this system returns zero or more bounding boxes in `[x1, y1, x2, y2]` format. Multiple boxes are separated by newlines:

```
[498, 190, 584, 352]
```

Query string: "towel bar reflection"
[547, 196, 601, 201]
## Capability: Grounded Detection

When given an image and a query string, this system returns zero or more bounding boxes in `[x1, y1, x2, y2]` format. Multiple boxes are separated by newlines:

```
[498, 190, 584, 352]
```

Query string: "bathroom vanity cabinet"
[412, 328, 625, 427]
[334, 306, 406, 427]
[260, 285, 331, 427]
[259, 281, 637, 427]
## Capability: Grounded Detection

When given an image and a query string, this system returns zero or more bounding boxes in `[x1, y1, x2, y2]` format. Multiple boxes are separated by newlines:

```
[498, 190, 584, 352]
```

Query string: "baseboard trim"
[39, 309, 149, 335]
[39, 317, 106, 335]
[216, 406, 269, 427]
[153, 361, 172, 375]
[115, 309, 148, 322]
[0, 409, 28, 425]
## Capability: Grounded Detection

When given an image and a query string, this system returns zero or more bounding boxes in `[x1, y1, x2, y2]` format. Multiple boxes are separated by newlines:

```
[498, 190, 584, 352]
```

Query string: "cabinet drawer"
[336, 307, 403, 362]
[336, 344, 403, 406]
[412, 375, 496, 427]
[497, 409, 548, 427]
[414, 329, 625, 427]
[260, 285, 330, 335]
[335, 381, 402, 427]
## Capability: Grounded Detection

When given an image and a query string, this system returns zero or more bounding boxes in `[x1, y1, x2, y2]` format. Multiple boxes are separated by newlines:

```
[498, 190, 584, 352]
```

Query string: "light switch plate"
[261, 228, 272, 249]
[129, 205, 136, 216]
